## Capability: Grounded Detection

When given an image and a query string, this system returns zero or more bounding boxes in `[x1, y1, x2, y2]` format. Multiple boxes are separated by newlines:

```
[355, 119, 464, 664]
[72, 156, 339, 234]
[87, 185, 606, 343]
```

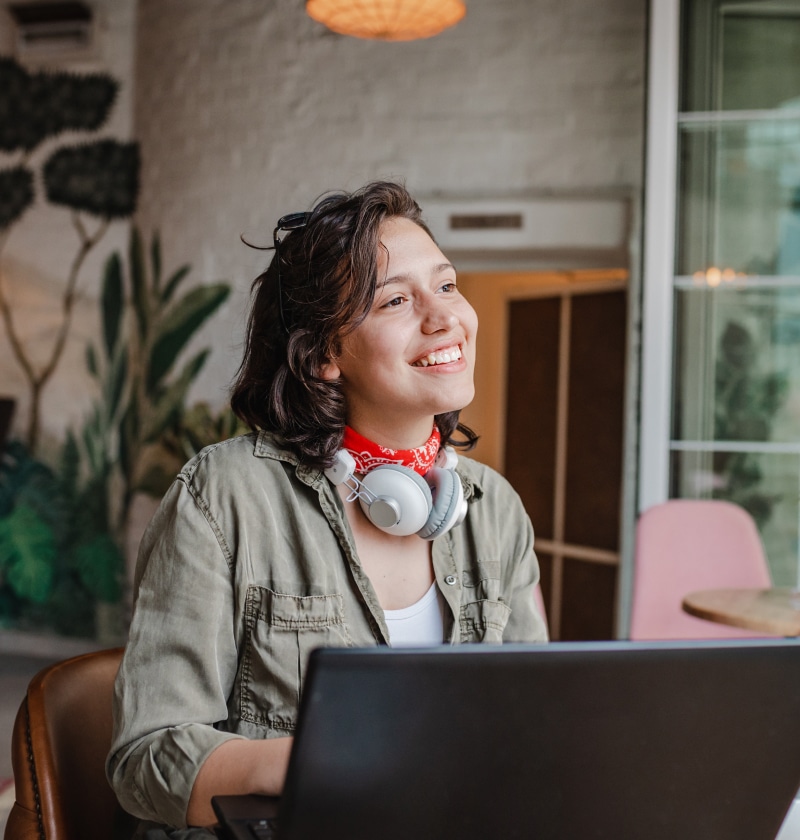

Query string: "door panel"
[564, 291, 627, 551]
[505, 297, 560, 542]
[560, 558, 618, 641]
[459, 270, 628, 640]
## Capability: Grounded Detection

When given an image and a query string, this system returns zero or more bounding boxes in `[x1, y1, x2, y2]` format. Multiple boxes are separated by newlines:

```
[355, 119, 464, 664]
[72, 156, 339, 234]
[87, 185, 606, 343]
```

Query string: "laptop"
[213, 639, 800, 840]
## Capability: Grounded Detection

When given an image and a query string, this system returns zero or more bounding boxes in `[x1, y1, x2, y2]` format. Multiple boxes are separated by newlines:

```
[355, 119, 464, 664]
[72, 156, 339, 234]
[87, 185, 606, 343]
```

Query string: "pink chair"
[629, 499, 774, 640]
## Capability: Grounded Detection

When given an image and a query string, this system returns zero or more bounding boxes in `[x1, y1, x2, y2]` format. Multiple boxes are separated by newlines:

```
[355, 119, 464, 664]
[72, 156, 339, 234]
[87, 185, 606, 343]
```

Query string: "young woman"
[107, 181, 547, 836]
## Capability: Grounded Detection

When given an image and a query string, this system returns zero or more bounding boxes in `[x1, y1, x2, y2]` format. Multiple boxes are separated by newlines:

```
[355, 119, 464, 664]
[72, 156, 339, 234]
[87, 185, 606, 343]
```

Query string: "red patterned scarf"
[342, 425, 441, 476]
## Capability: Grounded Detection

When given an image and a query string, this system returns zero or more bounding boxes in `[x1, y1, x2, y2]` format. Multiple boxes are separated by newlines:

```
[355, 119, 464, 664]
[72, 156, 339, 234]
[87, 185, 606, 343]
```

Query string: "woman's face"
[323, 216, 478, 449]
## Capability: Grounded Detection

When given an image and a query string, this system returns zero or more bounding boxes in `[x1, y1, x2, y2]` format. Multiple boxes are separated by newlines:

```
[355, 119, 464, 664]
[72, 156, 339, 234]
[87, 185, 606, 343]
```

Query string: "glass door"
[671, 0, 800, 585]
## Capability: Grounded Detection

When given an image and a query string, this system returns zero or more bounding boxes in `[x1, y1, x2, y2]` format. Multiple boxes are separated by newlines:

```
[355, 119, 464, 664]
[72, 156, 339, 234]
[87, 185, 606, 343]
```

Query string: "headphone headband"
[325, 449, 467, 540]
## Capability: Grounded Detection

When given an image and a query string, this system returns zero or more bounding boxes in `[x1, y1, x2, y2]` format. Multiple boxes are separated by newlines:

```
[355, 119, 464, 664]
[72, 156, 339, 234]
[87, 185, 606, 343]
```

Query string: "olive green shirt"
[107, 431, 547, 830]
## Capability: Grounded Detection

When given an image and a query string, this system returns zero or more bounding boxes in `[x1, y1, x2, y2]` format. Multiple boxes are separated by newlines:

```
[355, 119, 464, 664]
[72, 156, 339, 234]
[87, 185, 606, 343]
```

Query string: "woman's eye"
[440, 282, 457, 293]
[383, 296, 405, 308]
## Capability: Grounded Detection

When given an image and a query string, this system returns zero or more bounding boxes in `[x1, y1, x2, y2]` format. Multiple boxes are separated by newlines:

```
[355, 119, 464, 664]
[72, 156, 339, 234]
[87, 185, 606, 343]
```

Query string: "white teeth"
[414, 346, 462, 367]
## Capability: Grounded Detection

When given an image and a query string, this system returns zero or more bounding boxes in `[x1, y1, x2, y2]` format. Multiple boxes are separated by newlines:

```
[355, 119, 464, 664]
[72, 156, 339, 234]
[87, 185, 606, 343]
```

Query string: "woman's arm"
[471, 464, 548, 643]
[186, 736, 294, 826]
[504, 508, 549, 642]
[108, 475, 250, 827]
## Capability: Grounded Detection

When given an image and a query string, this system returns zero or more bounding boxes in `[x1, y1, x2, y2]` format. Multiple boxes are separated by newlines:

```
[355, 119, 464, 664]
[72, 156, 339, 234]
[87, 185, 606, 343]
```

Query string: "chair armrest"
[4, 800, 41, 840]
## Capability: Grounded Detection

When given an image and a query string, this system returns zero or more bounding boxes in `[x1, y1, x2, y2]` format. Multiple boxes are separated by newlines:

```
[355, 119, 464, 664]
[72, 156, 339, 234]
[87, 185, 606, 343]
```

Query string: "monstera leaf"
[0, 441, 60, 521]
[0, 504, 56, 604]
[43, 140, 140, 219]
[73, 534, 122, 603]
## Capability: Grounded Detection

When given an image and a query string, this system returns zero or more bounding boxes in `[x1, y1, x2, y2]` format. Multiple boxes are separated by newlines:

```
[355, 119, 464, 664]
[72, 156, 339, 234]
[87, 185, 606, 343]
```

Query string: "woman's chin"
[434, 389, 476, 417]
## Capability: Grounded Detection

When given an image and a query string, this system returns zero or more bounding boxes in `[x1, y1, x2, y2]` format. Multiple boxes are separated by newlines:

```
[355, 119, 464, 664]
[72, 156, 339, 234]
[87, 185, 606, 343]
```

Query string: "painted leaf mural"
[0, 55, 140, 451]
[0, 225, 232, 639]
[0, 55, 235, 641]
[0, 166, 34, 230]
[44, 140, 140, 219]
[0, 503, 56, 605]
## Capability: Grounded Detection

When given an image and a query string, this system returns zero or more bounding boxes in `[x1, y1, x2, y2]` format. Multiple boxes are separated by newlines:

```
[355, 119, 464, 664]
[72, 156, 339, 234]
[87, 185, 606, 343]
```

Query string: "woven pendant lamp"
[306, 0, 466, 41]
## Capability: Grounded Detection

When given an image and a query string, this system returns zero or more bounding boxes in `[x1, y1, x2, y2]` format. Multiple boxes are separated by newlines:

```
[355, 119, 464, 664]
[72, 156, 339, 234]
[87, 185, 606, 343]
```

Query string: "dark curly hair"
[230, 181, 477, 468]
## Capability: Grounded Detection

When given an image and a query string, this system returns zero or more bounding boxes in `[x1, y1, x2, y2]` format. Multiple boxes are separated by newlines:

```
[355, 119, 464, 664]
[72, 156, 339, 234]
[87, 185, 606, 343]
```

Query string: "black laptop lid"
[271, 639, 800, 840]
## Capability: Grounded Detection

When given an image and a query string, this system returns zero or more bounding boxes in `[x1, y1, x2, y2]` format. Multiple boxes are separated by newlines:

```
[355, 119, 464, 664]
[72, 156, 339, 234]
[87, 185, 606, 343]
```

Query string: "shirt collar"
[252, 429, 484, 500]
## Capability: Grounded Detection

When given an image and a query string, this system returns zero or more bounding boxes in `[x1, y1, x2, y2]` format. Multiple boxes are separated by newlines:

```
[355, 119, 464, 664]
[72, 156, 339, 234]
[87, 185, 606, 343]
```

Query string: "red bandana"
[342, 426, 441, 476]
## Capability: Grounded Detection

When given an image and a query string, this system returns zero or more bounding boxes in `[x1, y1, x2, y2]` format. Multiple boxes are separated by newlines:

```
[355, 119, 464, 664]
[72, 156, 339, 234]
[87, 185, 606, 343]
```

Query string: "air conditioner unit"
[422, 197, 629, 252]
[9, 2, 94, 56]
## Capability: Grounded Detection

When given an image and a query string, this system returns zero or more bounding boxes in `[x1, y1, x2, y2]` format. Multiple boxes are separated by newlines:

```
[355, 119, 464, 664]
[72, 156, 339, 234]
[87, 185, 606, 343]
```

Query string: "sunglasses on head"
[273, 211, 312, 334]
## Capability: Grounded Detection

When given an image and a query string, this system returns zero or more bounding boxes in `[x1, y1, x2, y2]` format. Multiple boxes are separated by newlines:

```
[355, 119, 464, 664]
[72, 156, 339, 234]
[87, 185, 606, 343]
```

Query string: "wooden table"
[682, 587, 800, 637]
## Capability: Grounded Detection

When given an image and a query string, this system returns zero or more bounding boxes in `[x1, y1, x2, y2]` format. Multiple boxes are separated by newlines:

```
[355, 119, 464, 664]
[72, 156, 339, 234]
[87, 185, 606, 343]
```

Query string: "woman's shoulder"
[452, 453, 534, 551]
[455, 452, 521, 503]
[178, 430, 299, 488]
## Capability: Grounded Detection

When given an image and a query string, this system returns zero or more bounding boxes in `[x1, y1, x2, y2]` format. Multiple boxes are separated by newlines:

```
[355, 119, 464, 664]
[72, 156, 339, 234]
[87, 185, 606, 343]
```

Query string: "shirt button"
[444, 574, 457, 586]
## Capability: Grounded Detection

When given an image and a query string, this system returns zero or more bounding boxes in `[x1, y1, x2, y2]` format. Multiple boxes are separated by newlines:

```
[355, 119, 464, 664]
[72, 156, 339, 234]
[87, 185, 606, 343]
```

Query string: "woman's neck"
[345, 418, 436, 452]
[343, 424, 440, 477]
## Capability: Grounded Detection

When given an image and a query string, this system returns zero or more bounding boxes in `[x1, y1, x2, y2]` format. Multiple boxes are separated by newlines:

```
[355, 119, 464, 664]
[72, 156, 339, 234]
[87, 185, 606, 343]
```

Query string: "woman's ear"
[320, 360, 341, 381]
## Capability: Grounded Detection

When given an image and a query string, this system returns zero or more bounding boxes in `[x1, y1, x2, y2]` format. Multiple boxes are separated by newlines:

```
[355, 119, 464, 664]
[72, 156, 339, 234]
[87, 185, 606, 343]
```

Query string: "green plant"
[0, 502, 56, 606]
[0, 56, 140, 452]
[0, 228, 231, 639]
[713, 320, 788, 528]
[0, 440, 111, 637]
[79, 227, 230, 539]
[139, 402, 250, 497]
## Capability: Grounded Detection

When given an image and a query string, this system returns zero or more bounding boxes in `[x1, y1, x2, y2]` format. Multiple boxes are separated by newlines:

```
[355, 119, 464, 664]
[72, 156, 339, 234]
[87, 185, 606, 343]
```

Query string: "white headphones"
[325, 447, 468, 540]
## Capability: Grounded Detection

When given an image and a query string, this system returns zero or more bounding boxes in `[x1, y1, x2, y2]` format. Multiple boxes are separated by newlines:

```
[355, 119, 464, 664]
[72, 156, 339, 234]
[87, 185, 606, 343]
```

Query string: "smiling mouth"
[411, 345, 463, 367]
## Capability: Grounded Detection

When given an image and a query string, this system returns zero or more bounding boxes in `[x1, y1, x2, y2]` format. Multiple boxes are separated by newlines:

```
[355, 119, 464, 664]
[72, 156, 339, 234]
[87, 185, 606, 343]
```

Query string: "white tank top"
[384, 583, 445, 647]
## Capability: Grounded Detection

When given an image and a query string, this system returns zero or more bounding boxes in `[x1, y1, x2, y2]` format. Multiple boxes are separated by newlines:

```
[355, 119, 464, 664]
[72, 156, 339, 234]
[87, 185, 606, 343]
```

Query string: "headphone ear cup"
[417, 467, 466, 540]
[359, 465, 433, 536]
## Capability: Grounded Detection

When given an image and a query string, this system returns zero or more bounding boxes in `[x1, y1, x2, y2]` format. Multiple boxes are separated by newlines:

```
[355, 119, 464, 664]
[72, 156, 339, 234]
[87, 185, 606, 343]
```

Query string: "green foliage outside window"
[713, 320, 788, 528]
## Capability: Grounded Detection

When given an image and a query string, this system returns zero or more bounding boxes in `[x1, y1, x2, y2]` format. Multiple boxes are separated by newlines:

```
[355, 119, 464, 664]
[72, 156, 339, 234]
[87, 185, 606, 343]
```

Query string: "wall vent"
[422, 198, 629, 252]
[449, 213, 524, 231]
[9, 2, 94, 57]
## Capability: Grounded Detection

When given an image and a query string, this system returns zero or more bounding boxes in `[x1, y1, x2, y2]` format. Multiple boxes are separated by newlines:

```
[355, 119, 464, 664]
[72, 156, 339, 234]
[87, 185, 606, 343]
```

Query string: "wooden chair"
[3, 647, 136, 840]
[629, 499, 773, 640]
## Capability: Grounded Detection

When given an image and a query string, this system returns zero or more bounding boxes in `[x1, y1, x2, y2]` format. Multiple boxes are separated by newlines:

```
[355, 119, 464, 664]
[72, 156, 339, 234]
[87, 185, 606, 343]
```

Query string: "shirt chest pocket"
[459, 598, 512, 643]
[458, 561, 511, 643]
[240, 586, 353, 732]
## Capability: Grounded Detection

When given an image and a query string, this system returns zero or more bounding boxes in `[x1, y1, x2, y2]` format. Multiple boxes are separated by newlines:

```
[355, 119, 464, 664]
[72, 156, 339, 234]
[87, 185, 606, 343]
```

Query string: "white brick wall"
[0, 0, 137, 456]
[0, 0, 647, 445]
[133, 0, 647, 408]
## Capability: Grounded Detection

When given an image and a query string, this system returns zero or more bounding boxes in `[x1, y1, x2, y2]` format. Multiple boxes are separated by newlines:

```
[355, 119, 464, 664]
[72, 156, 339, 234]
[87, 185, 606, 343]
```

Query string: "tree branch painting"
[0, 57, 140, 452]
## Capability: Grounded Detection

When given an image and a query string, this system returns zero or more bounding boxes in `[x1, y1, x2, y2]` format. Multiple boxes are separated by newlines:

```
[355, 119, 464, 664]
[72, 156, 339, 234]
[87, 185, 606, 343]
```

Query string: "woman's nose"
[421, 296, 459, 332]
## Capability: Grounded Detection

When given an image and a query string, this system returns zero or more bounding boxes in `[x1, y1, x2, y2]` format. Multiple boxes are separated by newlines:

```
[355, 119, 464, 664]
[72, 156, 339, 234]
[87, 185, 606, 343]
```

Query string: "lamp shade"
[306, 0, 466, 41]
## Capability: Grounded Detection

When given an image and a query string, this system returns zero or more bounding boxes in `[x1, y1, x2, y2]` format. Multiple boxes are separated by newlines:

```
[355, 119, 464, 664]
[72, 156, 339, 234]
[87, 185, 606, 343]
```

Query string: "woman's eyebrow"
[434, 262, 457, 275]
[377, 263, 456, 289]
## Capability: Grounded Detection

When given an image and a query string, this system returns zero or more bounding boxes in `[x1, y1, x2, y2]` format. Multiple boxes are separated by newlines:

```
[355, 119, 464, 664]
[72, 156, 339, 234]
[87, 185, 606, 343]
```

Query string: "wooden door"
[458, 270, 628, 639]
